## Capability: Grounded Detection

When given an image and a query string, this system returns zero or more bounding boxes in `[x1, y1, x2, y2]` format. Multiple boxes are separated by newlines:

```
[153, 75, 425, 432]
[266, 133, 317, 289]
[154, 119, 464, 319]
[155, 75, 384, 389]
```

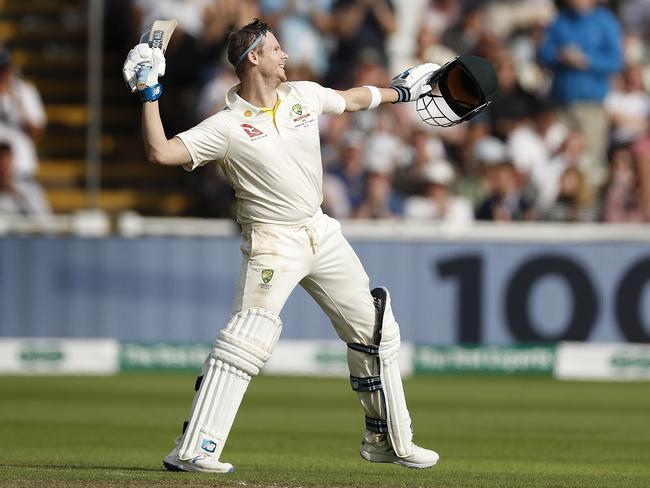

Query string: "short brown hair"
[227, 19, 271, 77]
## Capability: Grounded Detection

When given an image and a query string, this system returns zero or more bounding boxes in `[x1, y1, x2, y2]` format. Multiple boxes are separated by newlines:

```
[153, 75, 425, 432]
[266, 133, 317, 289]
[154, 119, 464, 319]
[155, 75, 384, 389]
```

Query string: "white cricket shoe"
[360, 433, 439, 469]
[162, 437, 234, 474]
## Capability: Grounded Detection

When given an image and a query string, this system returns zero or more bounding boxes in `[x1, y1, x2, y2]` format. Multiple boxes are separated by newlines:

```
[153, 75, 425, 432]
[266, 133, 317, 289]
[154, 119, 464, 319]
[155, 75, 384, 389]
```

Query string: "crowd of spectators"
[144, 0, 646, 224]
[8, 0, 650, 224]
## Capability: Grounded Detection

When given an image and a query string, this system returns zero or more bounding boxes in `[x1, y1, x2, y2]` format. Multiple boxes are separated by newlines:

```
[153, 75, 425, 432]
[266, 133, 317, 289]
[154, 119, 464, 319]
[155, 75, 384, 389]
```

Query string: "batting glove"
[122, 43, 166, 102]
[390, 63, 440, 103]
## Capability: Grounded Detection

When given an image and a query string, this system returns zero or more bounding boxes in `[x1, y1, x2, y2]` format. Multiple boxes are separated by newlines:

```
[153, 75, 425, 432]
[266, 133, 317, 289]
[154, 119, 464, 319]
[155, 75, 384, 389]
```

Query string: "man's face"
[256, 32, 288, 83]
[568, 0, 597, 13]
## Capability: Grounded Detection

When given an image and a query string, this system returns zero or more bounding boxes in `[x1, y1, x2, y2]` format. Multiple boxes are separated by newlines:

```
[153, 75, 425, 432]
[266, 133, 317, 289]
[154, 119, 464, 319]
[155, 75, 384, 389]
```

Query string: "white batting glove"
[122, 43, 166, 93]
[390, 63, 440, 103]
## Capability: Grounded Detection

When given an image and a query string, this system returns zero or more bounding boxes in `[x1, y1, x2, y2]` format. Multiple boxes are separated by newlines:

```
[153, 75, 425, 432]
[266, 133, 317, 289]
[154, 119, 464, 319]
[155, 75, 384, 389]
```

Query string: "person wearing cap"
[403, 159, 473, 224]
[123, 17, 496, 474]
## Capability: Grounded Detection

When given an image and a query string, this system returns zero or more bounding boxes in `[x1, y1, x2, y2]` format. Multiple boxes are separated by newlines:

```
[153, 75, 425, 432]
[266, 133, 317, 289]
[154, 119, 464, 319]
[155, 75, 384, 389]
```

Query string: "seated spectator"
[322, 156, 352, 219]
[604, 63, 650, 146]
[475, 159, 536, 222]
[394, 128, 446, 196]
[0, 141, 50, 215]
[0, 48, 47, 178]
[601, 144, 642, 222]
[353, 155, 402, 219]
[545, 167, 598, 222]
[403, 159, 473, 224]
[329, 130, 368, 210]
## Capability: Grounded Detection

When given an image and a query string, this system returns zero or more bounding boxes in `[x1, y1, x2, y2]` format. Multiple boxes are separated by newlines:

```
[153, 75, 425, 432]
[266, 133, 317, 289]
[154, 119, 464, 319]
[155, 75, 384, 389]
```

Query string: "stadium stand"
[0, 0, 191, 215]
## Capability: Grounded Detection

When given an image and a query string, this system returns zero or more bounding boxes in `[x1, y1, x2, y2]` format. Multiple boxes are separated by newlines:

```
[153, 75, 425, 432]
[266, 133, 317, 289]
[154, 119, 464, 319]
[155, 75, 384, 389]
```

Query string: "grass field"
[0, 373, 649, 488]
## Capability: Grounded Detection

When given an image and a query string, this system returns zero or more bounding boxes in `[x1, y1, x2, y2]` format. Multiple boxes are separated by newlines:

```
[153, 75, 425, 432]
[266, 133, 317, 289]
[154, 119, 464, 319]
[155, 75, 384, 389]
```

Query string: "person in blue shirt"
[539, 0, 622, 187]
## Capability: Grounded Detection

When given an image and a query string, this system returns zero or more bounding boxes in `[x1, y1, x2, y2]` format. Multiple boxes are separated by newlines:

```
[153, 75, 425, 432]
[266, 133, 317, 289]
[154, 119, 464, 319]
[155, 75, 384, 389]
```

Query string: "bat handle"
[136, 64, 152, 91]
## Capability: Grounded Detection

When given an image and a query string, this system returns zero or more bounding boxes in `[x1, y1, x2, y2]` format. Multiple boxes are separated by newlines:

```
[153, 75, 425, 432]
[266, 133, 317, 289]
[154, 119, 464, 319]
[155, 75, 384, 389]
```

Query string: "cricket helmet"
[416, 55, 498, 127]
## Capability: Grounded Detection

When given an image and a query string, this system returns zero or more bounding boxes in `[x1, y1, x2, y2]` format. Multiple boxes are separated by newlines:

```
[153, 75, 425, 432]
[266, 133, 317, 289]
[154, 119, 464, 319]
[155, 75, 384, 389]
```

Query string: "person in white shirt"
[403, 158, 473, 225]
[0, 48, 47, 179]
[123, 18, 495, 474]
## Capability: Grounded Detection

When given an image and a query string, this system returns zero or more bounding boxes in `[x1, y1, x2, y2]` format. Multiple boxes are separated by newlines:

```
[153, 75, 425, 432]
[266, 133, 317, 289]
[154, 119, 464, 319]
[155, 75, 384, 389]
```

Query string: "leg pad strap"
[365, 416, 389, 434]
[350, 375, 382, 392]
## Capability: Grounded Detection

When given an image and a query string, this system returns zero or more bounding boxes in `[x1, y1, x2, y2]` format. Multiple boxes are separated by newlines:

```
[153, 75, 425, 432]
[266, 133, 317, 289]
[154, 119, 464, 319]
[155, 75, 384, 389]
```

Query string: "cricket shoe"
[360, 433, 439, 469]
[162, 437, 234, 473]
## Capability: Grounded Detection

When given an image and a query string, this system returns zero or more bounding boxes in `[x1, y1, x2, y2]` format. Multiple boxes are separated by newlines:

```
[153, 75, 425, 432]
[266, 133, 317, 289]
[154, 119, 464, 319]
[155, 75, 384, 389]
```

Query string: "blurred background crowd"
[1, 0, 650, 224]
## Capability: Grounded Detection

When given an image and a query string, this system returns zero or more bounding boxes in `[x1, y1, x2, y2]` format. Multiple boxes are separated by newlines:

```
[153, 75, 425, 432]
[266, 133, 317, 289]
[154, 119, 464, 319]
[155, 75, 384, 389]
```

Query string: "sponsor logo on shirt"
[241, 123, 267, 140]
[293, 113, 312, 122]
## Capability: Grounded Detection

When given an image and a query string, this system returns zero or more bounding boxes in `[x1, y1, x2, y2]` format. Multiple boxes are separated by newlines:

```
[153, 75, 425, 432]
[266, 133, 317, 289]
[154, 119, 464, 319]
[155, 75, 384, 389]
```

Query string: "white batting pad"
[377, 288, 414, 457]
[178, 308, 282, 461]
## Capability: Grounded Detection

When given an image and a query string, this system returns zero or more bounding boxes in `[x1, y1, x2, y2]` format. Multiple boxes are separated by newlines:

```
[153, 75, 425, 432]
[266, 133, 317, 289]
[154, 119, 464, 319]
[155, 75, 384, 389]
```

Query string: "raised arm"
[123, 43, 192, 166]
[141, 101, 191, 166]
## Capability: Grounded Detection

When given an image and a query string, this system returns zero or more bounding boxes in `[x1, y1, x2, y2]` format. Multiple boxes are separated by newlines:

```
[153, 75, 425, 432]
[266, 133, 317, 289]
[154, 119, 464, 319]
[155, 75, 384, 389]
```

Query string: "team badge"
[291, 103, 302, 115]
[261, 269, 274, 284]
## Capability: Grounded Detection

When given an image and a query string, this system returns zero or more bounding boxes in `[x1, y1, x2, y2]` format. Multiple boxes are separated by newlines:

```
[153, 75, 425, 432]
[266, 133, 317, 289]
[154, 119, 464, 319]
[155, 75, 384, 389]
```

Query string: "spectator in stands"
[545, 166, 598, 222]
[0, 47, 47, 179]
[353, 154, 402, 219]
[475, 157, 536, 222]
[326, 0, 396, 88]
[403, 158, 473, 224]
[322, 159, 352, 219]
[604, 63, 650, 147]
[488, 49, 540, 137]
[539, 0, 623, 186]
[601, 144, 642, 222]
[498, 102, 551, 211]
[441, 2, 496, 58]
[394, 127, 446, 196]
[329, 130, 370, 211]
[0, 141, 49, 215]
[260, 0, 333, 80]
[465, 134, 507, 207]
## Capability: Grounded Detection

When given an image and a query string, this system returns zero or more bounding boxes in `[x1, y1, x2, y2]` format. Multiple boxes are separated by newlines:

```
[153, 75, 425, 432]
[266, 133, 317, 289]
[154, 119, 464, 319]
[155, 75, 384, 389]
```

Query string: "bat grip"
[136, 64, 152, 91]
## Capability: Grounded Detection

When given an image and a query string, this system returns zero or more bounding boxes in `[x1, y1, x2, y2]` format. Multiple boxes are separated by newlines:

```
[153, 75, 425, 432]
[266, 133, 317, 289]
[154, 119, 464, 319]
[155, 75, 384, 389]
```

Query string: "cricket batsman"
[123, 19, 496, 474]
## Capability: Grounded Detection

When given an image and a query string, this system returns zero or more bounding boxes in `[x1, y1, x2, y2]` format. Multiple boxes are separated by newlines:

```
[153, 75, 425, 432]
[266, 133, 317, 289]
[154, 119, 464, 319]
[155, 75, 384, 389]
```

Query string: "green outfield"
[0, 373, 649, 488]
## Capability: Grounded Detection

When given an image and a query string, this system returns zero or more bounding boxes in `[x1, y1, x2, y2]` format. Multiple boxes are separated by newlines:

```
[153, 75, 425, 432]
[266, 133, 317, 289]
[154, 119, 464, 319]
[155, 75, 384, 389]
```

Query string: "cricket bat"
[136, 19, 178, 90]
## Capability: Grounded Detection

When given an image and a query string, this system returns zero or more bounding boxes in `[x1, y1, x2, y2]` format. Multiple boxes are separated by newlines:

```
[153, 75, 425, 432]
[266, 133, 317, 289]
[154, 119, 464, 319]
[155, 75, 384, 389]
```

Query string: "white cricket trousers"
[233, 209, 376, 347]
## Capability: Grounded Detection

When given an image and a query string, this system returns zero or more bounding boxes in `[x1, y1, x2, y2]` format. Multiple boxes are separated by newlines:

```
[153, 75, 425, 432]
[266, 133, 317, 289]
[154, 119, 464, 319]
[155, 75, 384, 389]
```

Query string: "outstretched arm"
[336, 87, 398, 112]
[335, 62, 440, 112]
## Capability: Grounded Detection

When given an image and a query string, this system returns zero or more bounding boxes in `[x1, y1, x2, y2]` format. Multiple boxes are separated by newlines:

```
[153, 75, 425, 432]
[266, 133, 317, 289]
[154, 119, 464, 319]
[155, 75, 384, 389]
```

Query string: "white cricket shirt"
[177, 81, 346, 225]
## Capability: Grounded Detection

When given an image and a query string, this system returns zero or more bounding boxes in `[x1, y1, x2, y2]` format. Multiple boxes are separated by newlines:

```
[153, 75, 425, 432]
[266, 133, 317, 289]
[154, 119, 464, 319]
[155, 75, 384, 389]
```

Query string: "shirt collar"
[226, 83, 292, 116]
